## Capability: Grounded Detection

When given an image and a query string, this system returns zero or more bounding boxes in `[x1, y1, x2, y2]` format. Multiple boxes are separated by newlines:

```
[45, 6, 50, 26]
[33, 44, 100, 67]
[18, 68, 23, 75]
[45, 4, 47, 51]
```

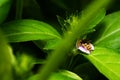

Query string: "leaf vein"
[95, 28, 120, 44]
[5, 32, 61, 39]
[89, 55, 120, 78]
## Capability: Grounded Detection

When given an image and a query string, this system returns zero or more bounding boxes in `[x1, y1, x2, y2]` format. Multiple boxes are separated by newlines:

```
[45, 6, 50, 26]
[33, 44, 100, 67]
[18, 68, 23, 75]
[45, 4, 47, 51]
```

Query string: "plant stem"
[15, 0, 23, 19]
[38, 0, 111, 80]
[0, 30, 13, 80]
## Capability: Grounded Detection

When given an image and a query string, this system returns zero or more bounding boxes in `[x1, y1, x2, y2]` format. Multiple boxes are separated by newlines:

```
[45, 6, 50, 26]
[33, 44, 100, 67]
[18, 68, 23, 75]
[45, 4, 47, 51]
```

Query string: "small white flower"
[76, 40, 94, 54]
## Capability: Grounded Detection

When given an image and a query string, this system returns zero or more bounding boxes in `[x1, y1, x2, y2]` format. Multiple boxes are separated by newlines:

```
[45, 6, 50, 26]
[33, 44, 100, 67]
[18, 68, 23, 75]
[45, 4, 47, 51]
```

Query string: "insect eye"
[76, 40, 94, 54]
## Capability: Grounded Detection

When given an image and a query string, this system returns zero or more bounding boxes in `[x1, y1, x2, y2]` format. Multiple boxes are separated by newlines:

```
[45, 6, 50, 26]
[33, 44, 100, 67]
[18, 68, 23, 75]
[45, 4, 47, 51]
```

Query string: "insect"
[76, 40, 94, 54]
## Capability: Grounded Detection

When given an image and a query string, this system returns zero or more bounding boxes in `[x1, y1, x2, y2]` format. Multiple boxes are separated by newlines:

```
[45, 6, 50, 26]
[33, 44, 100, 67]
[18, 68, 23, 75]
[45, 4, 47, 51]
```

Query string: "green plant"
[1, 0, 120, 80]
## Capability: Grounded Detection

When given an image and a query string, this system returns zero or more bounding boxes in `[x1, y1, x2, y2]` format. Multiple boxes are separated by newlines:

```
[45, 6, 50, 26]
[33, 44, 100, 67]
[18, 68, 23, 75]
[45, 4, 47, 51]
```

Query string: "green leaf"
[83, 9, 106, 36]
[85, 9, 106, 30]
[1, 19, 62, 43]
[49, 70, 82, 80]
[13, 52, 45, 80]
[94, 11, 120, 52]
[28, 70, 82, 80]
[84, 46, 120, 80]
[34, 39, 61, 50]
[0, 0, 11, 24]
[43, 39, 61, 50]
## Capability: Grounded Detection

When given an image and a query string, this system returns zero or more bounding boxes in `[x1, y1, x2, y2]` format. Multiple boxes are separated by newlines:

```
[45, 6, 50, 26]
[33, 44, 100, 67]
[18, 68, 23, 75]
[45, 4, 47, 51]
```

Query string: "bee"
[76, 40, 94, 54]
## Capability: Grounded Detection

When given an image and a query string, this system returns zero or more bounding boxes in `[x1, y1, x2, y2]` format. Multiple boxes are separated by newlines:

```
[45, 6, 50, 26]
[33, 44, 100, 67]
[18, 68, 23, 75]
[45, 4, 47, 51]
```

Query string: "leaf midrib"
[101, 15, 120, 35]
[95, 15, 120, 44]
[95, 28, 120, 44]
[89, 54, 120, 79]
[5, 32, 61, 39]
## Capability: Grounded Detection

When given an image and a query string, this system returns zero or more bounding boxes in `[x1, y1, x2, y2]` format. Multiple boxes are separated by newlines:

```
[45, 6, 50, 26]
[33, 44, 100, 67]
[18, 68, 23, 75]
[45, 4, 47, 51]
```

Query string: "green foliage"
[13, 52, 43, 80]
[0, 31, 14, 80]
[48, 70, 82, 80]
[1, 19, 62, 49]
[1, 19, 61, 42]
[1, 0, 120, 80]
[14, 53, 35, 74]
[0, 0, 11, 24]
[38, 0, 111, 80]
[57, 9, 106, 34]
[82, 11, 120, 80]
[28, 70, 82, 80]
[94, 11, 120, 52]
[85, 46, 120, 80]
